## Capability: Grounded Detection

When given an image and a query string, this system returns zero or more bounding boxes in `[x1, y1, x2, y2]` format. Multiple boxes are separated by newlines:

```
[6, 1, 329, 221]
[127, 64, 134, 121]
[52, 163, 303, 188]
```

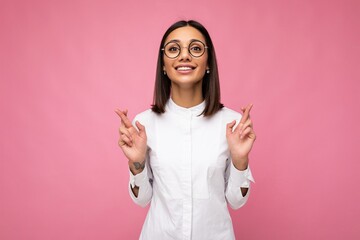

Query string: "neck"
[170, 81, 204, 108]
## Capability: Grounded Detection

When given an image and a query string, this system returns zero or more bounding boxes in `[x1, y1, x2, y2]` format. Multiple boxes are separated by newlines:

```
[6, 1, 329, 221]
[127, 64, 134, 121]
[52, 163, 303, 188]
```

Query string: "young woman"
[116, 20, 256, 240]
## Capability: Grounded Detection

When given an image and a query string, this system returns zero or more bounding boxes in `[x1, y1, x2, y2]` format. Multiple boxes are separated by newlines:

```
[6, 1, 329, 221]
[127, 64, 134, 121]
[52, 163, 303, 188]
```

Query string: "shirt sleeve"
[224, 157, 255, 210]
[128, 153, 153, 207]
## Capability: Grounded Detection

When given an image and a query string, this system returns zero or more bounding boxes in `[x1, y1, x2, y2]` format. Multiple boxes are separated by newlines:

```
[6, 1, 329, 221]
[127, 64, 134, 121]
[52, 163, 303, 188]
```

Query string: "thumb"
[226, 120, 236, 136]
[135, 121, 147, 137]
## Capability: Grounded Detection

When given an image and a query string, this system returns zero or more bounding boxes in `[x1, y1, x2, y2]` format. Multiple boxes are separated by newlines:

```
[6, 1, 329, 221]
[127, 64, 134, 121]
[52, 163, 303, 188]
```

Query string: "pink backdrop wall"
[1, 0, 359, 239]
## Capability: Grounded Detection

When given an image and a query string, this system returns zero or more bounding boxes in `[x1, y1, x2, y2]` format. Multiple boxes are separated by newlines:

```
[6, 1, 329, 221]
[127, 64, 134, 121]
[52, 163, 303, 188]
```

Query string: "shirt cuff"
[129, 164, 148, 188]
[229, 162, 255, 188]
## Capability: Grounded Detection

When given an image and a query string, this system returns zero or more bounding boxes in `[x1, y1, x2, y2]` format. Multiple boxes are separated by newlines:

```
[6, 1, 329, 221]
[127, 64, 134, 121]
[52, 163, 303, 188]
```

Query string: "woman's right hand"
[115, 109, 147, 167]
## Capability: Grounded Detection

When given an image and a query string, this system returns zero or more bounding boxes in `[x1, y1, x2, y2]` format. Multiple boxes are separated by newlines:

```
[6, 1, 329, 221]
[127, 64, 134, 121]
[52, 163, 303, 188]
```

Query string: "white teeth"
[177, 67, 192, 71]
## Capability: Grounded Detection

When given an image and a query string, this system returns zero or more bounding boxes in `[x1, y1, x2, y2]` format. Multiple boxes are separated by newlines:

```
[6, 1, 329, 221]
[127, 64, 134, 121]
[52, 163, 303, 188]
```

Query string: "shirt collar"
[166, 97, 206, 117]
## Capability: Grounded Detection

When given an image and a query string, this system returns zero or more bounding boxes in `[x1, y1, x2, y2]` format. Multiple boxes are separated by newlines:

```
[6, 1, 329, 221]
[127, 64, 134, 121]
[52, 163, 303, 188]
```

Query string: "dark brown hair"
[151, 20, 224, 117]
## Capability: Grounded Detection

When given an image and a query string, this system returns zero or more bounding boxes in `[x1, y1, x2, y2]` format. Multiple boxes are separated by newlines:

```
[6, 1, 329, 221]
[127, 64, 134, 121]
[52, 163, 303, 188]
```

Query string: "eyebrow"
[166, 38, 203, 43]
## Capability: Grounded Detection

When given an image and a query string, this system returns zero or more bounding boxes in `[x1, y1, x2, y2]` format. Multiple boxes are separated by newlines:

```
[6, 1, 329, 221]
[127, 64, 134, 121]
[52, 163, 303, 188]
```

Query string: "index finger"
[115, 109, 132, 128]
[240, 103, 253, 123]
[120, 109, 128, 125]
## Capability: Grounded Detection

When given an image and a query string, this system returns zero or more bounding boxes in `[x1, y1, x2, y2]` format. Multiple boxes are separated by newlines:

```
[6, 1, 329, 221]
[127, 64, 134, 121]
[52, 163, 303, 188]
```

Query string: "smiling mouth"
[175, 66, 196, 71]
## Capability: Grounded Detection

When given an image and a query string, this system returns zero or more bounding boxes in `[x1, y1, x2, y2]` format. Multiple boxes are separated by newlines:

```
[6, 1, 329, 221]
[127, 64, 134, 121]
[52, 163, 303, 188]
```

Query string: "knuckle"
[120, 134, 128, 141]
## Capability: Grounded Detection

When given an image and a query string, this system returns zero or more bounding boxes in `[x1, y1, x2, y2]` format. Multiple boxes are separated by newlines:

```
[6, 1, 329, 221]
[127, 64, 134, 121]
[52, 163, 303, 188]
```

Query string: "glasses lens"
[189, 41, 205, 57]
[164, 42, 180, 58]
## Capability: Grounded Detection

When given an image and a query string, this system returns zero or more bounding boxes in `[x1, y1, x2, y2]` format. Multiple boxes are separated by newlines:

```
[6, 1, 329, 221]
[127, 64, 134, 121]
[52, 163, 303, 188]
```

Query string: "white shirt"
[128, 98, 255, 240]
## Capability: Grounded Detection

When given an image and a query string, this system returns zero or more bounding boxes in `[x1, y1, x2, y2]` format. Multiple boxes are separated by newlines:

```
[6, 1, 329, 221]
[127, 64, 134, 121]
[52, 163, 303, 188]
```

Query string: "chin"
[170, 72, 205, 83]
[171, 77, 203, 88]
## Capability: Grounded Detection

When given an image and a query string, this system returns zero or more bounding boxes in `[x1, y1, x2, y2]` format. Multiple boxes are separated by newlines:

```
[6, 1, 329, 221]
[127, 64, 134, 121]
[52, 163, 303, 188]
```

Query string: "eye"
[168, 46, 180, 52]
[192, 46, 201, 51]
[165, 42, 180, 53]
[190, 45, 203, 53]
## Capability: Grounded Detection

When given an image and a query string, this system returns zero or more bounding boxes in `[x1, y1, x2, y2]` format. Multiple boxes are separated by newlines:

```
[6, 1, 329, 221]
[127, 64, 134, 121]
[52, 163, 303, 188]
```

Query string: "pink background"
[1, 0, 359, 239]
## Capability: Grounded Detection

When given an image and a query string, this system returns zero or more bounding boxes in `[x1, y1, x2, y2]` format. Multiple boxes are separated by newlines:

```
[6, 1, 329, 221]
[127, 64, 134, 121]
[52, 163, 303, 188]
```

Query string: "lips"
[175, 65, 196, 72]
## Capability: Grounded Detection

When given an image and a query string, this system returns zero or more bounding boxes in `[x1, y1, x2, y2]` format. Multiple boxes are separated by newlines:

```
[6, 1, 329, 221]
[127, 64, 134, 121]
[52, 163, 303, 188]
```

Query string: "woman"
[116, 20, 256, 240]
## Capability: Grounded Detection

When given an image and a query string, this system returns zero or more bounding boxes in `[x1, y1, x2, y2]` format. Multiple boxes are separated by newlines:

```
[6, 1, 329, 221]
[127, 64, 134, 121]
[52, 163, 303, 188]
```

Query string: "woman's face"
[163, 26, 208, 88]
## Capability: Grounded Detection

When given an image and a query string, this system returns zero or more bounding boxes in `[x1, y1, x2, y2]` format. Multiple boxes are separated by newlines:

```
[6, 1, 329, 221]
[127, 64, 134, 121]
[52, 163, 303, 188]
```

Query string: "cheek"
[200, 61, 208, 68]
[198, 57, 208, 69]
[163, 58, 173, 70]
[201, 53, 209, 66]
[164, 62, 172, 70]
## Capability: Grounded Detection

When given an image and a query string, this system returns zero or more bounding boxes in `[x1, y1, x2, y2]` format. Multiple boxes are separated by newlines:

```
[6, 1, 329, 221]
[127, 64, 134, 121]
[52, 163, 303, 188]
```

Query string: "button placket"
[182, 111, 193, 240]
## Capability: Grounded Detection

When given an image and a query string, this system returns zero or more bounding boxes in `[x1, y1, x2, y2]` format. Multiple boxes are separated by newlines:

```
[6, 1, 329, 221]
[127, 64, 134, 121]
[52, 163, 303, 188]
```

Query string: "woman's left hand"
[226, 103, 256, 170]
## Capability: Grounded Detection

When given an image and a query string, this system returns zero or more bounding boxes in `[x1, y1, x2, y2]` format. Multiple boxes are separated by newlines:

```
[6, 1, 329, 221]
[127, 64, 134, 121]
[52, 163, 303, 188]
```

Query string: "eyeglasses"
[161, 40, 208, 59]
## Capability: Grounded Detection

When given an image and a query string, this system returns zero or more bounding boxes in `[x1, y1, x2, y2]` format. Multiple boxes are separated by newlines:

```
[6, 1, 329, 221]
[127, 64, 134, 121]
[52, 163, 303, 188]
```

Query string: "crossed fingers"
[237, 103, 254, 138]
[116, 109, 132, 128]
[115, 109, 134, 147]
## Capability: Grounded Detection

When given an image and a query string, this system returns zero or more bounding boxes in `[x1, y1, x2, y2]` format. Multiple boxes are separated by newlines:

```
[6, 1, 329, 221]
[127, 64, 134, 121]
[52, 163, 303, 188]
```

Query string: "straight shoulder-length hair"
[151, 20, 224, 117]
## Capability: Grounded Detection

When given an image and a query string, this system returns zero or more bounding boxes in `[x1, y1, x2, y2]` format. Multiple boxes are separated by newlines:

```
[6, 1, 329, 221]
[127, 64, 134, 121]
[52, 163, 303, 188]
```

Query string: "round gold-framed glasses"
[162, 40, 208, 59]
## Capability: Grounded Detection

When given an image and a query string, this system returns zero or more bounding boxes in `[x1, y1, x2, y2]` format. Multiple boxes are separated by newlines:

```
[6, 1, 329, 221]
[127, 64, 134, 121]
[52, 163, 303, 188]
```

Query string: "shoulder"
[218, 106, 243, 122]
[132, 109, 158, 126]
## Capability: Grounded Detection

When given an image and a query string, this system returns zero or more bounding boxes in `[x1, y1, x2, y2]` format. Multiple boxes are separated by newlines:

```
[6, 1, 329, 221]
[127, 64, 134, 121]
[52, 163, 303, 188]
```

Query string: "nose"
[178, 46, 192, 61]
